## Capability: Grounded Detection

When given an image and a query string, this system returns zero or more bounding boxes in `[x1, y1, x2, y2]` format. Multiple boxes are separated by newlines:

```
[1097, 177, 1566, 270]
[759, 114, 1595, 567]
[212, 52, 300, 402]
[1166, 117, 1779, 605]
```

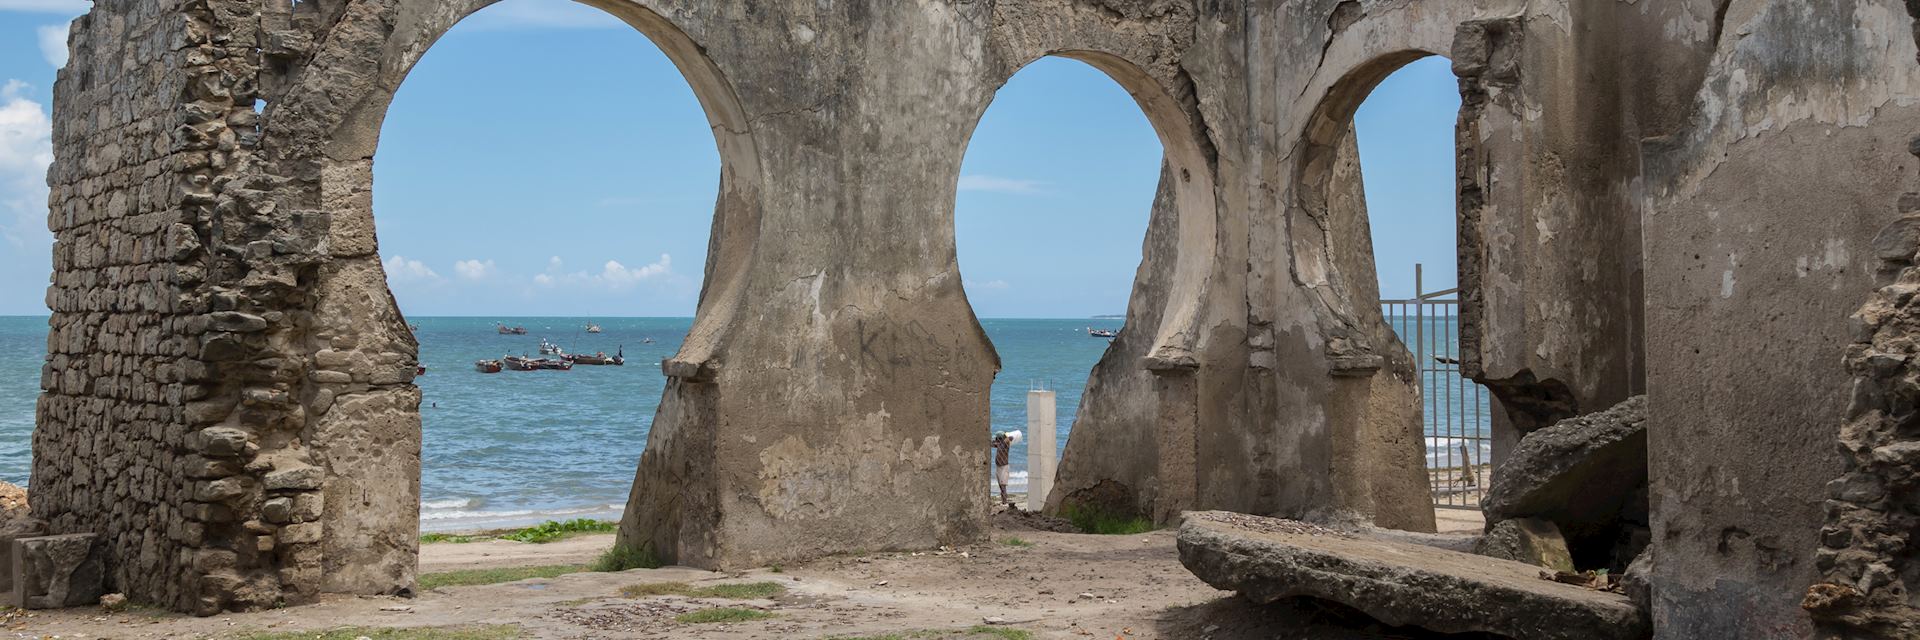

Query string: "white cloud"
[0, 80, 53, 249]
[958, 175, 1046, 195]
[0, 1, 90, 13]
[36, 24, 67, 68]
[453, 258, 497, 280]
[598, 255, 672, 287]
[383, 255, 441, 283]
[967, 279, 1011, 291]
[460, 0, 623, 31]
[534, 254, 673, 290]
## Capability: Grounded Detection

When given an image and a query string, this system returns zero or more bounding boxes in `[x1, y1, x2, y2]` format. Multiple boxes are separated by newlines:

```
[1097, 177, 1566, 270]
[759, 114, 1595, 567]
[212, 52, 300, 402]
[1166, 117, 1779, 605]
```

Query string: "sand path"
[2, 517, 1438, 639]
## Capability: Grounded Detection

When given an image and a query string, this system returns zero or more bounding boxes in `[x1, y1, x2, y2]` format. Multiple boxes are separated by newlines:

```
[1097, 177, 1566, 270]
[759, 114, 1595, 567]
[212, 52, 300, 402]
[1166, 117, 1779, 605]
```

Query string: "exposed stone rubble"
[12, 534, 106, 609]
[1803, 145, 1920, 638]
[1176, 511, 1647, 640]
[1482, 396, 1649, 571]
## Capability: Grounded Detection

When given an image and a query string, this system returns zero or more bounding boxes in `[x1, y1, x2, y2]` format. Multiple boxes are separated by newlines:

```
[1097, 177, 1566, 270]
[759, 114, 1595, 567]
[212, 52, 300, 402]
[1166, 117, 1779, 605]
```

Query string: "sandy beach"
[1, 511, 1472, 640]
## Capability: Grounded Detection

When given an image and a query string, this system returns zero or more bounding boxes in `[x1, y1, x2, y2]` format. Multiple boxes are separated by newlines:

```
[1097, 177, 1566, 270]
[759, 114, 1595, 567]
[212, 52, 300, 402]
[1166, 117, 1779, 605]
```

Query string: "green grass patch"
[594, 543, 661, 572]
[416, 565, 587, 590]
[1060, 503, 1156, 535]
[621, 581, 786, 599]
[828, 627, 1033, 640]
[417, 520, 615, 545]
[419, 533, 480, 544]
[232, 625, 521, 640]
[498, 518, 616, 543]
[673, 607, 776, 624]
[999, 537, 1033, 548]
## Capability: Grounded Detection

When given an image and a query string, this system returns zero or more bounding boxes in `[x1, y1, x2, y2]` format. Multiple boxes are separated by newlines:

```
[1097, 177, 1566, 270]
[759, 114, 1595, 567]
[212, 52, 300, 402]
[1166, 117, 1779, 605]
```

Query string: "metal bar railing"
[1380, 264, 1492, 509]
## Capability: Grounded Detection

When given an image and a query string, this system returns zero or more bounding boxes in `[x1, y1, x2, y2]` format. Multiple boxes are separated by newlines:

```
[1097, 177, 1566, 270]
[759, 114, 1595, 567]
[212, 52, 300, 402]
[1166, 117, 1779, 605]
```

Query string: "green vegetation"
[499, 518, 616, 543]
[416, 519, 615, 545]
[416, 565, 587, 590]
[999, 537, 1033, 548]
[673, 607, 776, 624]
[232, 625, 521, 640]
[594, 543, 662, 572]
[418, 533, 479, 544]
[621, 581, 787, 599]
[1060, 504, 1156, 535]
[828, 626, 1033, 640]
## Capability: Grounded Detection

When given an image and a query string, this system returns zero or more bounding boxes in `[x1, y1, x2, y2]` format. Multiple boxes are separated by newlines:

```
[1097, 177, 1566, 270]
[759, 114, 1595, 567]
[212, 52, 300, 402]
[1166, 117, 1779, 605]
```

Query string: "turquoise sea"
[0, 315, 1491, 530]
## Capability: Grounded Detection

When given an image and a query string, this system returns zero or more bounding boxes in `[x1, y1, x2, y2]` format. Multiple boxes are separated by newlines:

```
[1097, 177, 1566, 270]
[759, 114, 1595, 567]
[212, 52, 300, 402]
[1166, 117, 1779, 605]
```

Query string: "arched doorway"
[372, 0, 716, 540]
[291, 0, 759, 597]
[952, 56, 1162, 515]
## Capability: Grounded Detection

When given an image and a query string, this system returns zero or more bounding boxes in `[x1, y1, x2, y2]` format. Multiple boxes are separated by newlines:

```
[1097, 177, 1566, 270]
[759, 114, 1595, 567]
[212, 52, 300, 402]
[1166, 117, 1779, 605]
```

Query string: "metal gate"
[1379, 265, 1493, 509]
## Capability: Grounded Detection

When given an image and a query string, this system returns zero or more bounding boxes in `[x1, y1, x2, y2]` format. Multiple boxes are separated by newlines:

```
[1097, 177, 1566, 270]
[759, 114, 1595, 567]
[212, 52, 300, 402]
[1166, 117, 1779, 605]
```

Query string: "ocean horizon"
[0, 313, 1486, 531]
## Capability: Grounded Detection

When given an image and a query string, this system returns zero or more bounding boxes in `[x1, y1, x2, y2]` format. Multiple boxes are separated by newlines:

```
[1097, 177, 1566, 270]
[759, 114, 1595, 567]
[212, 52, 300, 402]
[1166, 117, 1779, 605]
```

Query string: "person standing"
[990, 432, 1014, 505]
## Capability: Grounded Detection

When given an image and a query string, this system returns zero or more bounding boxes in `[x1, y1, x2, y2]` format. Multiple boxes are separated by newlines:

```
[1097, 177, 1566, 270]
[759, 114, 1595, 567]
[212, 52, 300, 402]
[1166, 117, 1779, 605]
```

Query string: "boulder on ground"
[0, 514, 48, 593]
[1484, 395, 1648, 569]
[1176, 511, 1646, 640]
[1475, 517, 1576, 573]
[13, 533, 106, 609]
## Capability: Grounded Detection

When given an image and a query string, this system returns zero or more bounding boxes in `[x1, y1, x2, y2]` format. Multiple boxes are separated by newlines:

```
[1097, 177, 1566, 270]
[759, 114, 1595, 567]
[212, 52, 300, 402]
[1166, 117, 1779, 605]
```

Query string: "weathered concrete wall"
[1642, 0, 1920, 637]
[1457, 0, 1721, 460]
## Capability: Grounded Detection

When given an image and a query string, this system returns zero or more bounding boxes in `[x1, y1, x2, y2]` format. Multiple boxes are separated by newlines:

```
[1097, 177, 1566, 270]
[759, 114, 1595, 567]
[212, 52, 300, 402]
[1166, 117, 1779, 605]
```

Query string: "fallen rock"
[1177, 511, 1646, 640]
[13, 533, 107, 609]
[1484, 395, 1648, 569]
[1474, 517, 1576, 573]
[0, 514, 47, 593]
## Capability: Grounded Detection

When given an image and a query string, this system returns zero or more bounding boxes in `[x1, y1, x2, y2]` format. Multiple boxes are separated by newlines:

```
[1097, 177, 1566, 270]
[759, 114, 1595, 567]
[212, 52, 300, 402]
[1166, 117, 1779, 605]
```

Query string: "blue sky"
[0, 0, 1459, 317]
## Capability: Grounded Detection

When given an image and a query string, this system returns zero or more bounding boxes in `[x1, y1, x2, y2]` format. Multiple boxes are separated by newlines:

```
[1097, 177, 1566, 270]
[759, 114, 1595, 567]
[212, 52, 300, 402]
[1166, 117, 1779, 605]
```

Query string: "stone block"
[1474, 517, 1575, 573]
[279, 523, 322, 545]
[13, 533, 107, 609]
[1177, 512, 1644, 640]
[0, 516, 48, 593]
[263, 466, 322, 491]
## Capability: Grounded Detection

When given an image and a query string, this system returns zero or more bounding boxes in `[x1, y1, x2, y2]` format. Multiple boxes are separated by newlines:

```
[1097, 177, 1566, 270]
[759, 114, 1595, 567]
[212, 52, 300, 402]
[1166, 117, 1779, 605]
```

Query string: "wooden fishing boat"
[538, 338, 564, 356]
[497, 323, 528, 335]
[503, 355, 538, 371]
[1087, 327, 1118, 338]
[584, 322, 603, 334]
[566, 349, 624, 366]
[474, 360, 502, 373]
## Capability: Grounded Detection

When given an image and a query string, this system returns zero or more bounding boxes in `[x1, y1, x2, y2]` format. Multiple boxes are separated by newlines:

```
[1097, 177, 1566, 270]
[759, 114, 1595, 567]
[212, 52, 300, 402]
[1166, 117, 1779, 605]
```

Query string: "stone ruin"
[18, 0, 1920, 637]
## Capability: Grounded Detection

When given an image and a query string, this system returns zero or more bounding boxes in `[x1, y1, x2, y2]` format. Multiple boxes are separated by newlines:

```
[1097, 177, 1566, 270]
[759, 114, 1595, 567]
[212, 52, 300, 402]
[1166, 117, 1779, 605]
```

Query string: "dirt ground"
[2, 512, 1481, 640]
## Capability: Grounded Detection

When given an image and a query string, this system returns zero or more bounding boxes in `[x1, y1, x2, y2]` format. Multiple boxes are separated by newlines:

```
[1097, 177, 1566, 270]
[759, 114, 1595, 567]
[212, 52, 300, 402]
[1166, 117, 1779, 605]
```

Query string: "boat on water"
[642, 337, 655, 344]
[474, 359, 502, 374]
[504, 355, 572, 371]
[538, 338, 564, 356]
[567, 348, 625, 366]
[1087, 327, 1119, 339]
[585, 323, 603, 334]
[497, 323, 528, 335]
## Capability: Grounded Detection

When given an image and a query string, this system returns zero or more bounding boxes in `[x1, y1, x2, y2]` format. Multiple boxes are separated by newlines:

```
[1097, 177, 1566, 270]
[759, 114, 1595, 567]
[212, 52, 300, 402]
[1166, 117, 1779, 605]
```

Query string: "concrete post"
[1025, 390, 1057, 512]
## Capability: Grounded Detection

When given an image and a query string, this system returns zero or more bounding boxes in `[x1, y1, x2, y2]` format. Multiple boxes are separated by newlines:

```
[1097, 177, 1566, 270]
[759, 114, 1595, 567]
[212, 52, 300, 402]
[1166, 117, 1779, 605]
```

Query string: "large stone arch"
[272, 0, 763, 598]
